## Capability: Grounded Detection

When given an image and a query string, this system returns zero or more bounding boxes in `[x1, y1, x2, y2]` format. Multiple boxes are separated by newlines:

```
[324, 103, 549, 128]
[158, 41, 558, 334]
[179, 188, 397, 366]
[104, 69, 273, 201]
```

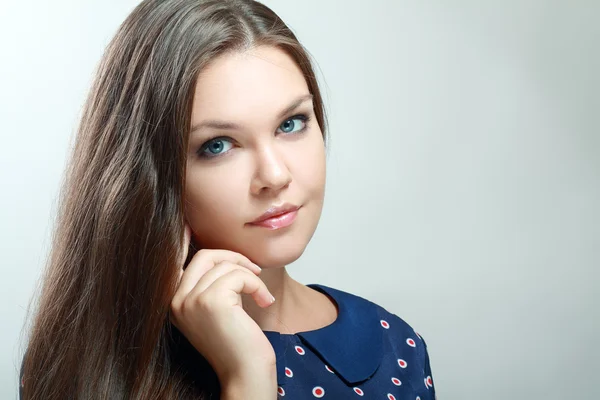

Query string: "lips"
[251, 208, 299, 229]
[250, 203, 300, 224]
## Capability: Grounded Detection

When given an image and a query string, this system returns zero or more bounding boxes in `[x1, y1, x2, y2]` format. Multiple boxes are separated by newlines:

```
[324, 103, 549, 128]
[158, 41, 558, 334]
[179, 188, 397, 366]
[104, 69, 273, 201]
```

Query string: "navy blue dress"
[264, 284, 437, 399]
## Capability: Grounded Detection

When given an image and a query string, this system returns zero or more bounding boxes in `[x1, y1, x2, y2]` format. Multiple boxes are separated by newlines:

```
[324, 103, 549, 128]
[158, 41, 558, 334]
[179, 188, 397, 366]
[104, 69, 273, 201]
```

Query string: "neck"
[242, 266, 338, 334]
[241, 266, 304, 333]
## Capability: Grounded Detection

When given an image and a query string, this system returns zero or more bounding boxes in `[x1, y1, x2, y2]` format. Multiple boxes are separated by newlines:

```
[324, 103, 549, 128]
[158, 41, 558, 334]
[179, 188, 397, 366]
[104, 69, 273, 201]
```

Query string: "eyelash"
[196, 113, 312, 159]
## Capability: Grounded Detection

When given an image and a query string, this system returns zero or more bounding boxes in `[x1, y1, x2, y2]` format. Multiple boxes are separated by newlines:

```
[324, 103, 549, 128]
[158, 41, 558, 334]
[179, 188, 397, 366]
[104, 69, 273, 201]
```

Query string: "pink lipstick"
[249, 204, 300, 230]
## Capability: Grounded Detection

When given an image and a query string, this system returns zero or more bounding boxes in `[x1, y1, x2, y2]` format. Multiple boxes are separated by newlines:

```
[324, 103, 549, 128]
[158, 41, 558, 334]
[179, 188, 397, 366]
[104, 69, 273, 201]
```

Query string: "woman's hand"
[170, 223, 277, 391]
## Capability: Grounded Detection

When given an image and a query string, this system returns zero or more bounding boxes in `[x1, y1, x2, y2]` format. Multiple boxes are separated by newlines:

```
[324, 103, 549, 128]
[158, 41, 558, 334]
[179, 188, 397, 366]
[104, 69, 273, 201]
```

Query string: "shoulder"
[369, 295, 429, 346]
[309, 284, 437, 396]
[316, 283, 432, 353]
[323, 284, 422, 330]
[314, 283, 427, 340]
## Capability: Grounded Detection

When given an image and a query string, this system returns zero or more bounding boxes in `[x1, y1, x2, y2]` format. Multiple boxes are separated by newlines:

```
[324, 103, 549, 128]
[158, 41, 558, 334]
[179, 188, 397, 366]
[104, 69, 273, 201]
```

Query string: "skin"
[184, 45, 338, 334]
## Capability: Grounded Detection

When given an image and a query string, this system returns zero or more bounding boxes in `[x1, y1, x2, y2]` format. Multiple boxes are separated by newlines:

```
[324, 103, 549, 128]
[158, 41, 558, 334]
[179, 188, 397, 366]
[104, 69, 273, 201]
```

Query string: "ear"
[181, 216, 194, 269]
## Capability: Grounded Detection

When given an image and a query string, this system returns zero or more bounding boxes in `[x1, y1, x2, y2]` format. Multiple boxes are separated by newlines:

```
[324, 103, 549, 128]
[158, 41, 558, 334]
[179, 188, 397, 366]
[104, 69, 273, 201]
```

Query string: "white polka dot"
[380, 319, 390, 329]
[285, 367, 293, 377]
[312, 386, 325, 397]
[426, 376, 433, 387]
[277, 386, 285, 396]
[387, 394, 396, 400]
[325, 364, 335, 374]
[295, 345, 305, 355]
[416, 397, 421, 400]
[391, 377, 402, 386]
[397, 358, 407, 368]
[353, 387, 364, 396]
[406, 338, 416, 347]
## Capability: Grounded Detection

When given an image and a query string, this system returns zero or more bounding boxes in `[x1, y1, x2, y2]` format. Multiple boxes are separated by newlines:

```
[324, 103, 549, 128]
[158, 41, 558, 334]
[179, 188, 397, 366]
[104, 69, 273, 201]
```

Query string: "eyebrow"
[190, 93, 314, 134]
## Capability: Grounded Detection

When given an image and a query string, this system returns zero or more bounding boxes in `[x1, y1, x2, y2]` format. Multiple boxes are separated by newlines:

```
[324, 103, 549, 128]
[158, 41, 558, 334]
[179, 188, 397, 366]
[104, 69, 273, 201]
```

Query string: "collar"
[263, 284, 383, 386]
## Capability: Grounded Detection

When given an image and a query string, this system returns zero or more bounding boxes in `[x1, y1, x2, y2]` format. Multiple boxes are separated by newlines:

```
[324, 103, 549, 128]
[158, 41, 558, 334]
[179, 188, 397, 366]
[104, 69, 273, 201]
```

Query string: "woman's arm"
[220, 364, 278, 400]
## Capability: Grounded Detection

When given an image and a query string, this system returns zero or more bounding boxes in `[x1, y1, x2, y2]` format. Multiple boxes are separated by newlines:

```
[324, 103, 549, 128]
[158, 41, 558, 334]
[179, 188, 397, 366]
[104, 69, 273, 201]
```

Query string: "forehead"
[191, 45, 310, 125]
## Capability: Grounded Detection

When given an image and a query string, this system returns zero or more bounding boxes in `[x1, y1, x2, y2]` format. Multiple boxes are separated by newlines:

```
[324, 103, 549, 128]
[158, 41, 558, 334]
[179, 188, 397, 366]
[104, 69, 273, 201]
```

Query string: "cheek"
[185, 170, 247, 224]
[293, 135, 326, 194]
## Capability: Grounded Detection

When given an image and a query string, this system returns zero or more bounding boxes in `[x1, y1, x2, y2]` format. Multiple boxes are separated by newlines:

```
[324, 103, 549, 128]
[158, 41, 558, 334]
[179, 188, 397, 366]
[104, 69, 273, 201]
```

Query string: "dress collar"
[263, 284, 383, 386]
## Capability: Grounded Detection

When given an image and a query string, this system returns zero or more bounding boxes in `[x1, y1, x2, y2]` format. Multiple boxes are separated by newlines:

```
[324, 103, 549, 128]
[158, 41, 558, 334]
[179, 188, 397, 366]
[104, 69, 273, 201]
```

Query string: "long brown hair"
[19, 0, 328, 398]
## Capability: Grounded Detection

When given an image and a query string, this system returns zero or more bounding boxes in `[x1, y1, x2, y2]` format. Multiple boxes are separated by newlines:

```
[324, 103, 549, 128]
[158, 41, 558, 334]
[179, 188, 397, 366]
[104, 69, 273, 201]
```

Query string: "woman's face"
[185, 45, 326, 268]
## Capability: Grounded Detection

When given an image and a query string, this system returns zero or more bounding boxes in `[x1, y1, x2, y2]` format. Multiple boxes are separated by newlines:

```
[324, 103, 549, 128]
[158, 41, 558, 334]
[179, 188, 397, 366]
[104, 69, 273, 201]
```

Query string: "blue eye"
[278, 114, 309, 134]
[198, 137, 233, 158]
[196, 114, 311, 159]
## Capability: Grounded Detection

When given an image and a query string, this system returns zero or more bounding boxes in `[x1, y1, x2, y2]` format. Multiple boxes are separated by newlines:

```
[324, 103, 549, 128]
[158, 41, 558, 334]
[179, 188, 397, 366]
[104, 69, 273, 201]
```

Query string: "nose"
[250, 143, 292, 196]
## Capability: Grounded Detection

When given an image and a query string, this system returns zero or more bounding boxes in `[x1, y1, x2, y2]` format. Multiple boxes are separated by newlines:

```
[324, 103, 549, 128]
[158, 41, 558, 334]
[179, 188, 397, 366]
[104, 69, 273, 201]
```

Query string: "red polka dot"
[417, 397, 421, 400]
[380, 320, 390, 329]
[295, 345, 305, 355]
[312, 386, 325, 397]
[406, 338, 416, 347]
[277, 386, 285, 396]
[427, 376, 433, 387]
[353, 387, 364, 396]
[387, 394, 396, 400]
[325, 364, 335, 374]
[285, 367, 293, 377]
[391, 377, 402, 386]
[398, 359, 407, 368]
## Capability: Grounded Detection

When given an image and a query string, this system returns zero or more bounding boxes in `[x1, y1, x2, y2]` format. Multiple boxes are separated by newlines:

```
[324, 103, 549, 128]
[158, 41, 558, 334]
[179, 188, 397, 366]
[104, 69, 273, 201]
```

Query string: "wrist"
[220, 364, 278, 400]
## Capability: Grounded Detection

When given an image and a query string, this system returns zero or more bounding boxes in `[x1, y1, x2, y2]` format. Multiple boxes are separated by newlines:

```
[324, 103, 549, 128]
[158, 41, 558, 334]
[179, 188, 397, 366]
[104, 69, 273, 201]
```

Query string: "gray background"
[3, 1, 598, 399]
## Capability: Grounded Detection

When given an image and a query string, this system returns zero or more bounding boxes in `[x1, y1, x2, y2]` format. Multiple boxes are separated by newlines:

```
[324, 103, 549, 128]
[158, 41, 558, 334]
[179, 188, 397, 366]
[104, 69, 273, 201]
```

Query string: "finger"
[207, 269, 275, 308]
[177, 249, 261, 300]
[208, 249, 261, 273]
[172, 263, 255, 328]
[189, 261, 256, 297]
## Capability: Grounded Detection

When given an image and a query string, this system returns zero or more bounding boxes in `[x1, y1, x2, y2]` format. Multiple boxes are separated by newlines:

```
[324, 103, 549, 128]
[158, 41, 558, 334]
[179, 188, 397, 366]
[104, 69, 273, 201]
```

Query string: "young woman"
[19, 0, 437, 398]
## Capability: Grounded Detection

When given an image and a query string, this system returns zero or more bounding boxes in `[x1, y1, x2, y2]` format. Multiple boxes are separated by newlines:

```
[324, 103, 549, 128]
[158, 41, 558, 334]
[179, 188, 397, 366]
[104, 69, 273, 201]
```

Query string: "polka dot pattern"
[426, 376, 433, 387]
[268, 325, 435, 398]
[353, 387, 364, 396]
[259, 284, 436, 399]
[312, 386, 325, 397]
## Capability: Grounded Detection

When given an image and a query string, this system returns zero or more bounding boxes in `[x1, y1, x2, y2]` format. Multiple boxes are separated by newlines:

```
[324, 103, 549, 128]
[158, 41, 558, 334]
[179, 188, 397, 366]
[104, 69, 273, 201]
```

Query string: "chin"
[245, 241, 307, 269]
